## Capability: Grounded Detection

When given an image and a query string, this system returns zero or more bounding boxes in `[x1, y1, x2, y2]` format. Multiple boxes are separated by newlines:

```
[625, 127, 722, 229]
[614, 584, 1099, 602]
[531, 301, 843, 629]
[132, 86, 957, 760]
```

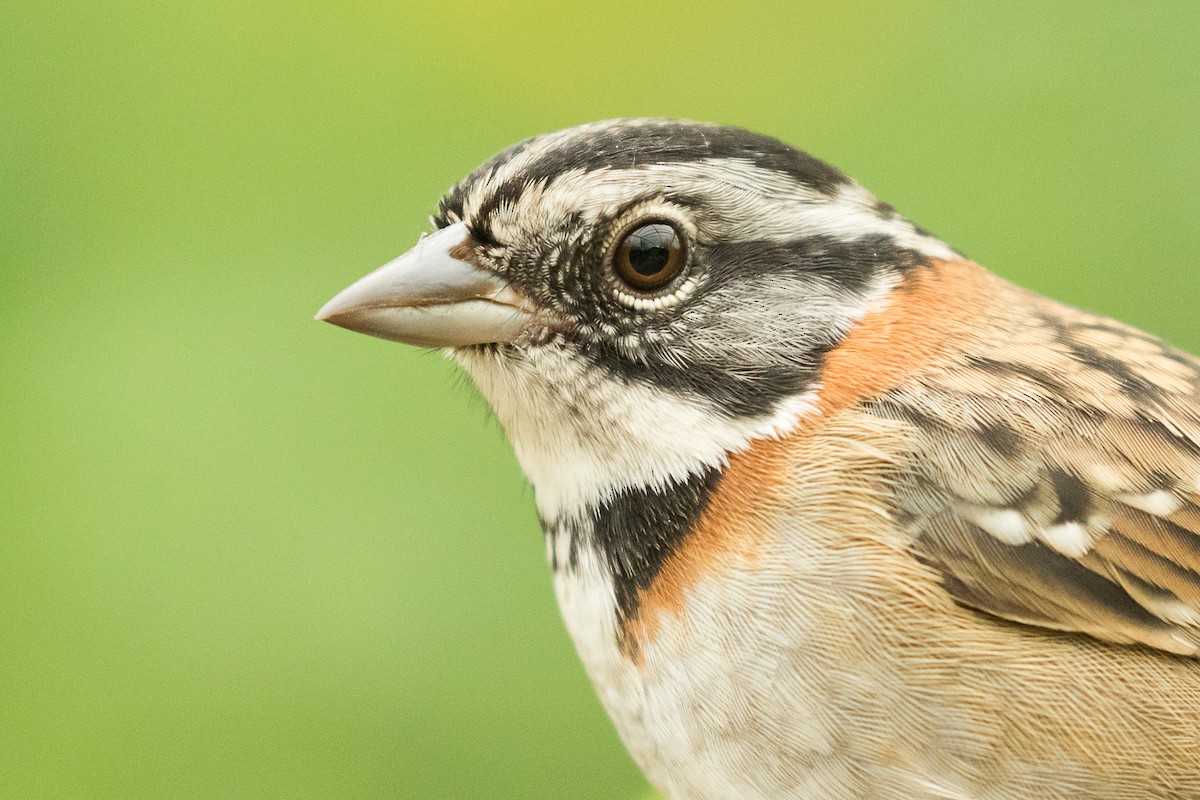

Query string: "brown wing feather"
[872, 292, 1200, 657]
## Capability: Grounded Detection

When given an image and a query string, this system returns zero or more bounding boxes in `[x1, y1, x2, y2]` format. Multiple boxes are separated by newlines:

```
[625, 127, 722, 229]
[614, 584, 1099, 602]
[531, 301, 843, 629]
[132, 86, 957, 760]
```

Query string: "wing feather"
[872, 299, 1200, 657]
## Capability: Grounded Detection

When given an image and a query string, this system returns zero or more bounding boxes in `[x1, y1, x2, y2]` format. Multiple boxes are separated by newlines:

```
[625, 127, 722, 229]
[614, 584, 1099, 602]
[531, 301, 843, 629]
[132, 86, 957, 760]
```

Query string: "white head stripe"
[462, 158, 955, 261]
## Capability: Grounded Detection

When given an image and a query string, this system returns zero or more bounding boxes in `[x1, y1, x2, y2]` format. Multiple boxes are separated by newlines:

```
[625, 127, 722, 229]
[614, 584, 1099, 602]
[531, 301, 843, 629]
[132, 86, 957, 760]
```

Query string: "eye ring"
[612, 221, 688, 293]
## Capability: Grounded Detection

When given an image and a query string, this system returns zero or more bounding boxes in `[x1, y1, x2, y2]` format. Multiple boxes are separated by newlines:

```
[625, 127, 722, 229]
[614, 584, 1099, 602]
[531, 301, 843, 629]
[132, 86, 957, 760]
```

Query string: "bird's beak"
[315, 221, 534, 348]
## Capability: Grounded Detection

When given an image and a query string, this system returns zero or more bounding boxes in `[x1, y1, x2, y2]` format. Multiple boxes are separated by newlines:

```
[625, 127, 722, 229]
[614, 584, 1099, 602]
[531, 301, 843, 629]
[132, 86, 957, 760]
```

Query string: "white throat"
[453, 346, 817, 522]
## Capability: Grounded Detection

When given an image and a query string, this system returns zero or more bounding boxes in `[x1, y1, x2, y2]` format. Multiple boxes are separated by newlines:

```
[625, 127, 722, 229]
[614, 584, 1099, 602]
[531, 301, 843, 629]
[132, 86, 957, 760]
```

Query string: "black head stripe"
[437, 120, 853, 234]
[514, 120, 851, 196]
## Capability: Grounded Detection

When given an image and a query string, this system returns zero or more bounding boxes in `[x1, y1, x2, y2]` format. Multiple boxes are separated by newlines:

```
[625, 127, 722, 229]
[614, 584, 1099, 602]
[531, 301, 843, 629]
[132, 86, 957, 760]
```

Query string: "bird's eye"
[613, 222, 687, 292]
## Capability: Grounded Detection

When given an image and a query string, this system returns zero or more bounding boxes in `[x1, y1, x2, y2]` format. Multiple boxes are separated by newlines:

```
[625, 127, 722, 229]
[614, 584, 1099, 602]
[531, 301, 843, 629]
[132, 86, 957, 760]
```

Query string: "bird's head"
[318, 119, 957, 517]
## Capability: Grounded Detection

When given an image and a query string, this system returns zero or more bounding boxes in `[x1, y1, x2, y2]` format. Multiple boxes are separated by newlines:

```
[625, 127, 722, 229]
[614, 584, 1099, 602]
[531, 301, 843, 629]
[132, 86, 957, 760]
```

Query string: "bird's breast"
[544, 406, 956, 798]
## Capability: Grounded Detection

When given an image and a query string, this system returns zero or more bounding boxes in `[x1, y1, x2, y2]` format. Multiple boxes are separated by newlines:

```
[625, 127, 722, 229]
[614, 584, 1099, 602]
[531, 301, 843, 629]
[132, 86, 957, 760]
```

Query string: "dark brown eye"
[613, 222, 687, 292]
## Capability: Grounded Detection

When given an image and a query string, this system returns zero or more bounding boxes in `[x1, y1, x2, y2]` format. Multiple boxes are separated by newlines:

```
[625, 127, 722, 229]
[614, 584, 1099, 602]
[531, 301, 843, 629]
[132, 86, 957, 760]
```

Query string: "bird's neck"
[453, 341, 819, 656]
[454, 343, 818, 523]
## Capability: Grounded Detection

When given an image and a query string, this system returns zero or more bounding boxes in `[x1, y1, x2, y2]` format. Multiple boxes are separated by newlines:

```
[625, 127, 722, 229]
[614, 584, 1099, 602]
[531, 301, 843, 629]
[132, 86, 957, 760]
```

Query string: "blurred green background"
[2, 2, 1197, 798]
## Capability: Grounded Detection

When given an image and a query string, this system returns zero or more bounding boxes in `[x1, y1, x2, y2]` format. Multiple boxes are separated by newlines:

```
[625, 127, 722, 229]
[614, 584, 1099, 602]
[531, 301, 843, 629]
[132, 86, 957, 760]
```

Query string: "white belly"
[552, 543, 954, 800]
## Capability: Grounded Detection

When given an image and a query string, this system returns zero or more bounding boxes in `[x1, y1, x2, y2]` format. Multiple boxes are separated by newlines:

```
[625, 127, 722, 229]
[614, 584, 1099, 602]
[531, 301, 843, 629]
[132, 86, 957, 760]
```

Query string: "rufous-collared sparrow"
[318, 119, 1200, 800]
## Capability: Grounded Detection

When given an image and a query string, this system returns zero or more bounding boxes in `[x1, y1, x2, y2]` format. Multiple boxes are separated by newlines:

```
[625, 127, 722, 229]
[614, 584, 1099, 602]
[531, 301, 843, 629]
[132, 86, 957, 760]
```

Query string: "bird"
[316, 119, 1200, 799]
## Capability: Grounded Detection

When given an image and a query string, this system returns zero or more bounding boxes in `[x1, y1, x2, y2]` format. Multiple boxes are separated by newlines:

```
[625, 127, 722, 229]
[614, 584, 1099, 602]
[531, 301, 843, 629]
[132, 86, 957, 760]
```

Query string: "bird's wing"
[872, 300, 1200, 656]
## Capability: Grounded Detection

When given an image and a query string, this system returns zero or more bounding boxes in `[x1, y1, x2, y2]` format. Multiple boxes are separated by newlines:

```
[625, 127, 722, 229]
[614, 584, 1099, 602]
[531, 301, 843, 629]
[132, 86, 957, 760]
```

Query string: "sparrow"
[316, 119, 1200, 799]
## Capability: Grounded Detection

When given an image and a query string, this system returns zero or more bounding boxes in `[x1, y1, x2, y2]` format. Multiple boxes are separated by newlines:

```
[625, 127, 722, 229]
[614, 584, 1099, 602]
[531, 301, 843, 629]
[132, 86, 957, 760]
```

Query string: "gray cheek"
[679, 275, 854, 371]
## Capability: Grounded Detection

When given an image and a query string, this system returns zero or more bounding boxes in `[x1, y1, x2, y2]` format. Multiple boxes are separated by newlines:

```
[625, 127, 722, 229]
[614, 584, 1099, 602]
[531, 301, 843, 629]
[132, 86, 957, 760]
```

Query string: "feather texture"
[869, 271, 1200, 656]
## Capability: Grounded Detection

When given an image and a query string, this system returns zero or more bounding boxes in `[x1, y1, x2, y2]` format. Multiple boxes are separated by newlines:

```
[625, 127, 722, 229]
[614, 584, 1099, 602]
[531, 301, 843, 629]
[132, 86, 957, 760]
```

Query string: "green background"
[3, 2, 1197, 798]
